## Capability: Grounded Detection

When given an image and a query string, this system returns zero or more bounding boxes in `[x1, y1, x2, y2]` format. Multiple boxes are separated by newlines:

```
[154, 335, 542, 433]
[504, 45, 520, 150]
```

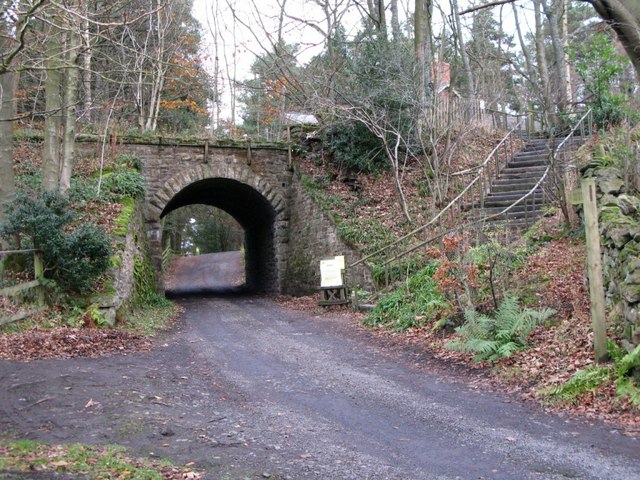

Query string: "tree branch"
[459, 0, 518, 16]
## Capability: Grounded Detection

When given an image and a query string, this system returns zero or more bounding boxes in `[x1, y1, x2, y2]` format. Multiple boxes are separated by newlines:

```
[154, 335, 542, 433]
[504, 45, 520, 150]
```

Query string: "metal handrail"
[472, 109, 592, 223]
[382, 111, 591, 265]
[450, 117, 526, 177]
[350, 118, 525, 269]
[350, 109, 591, 290]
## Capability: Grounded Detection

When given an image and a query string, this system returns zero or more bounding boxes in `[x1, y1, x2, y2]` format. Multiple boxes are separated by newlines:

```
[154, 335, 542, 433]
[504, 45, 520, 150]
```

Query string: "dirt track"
[1, 252, 639, 479]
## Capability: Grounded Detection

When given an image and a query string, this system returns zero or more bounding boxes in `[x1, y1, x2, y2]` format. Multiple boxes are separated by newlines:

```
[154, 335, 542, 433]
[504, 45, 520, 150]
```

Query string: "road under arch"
[160, 178, 278, 294]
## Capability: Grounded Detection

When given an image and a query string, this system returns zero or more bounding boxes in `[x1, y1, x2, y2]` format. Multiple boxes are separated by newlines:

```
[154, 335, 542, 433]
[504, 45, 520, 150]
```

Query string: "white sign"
[320, 256, 345, 287]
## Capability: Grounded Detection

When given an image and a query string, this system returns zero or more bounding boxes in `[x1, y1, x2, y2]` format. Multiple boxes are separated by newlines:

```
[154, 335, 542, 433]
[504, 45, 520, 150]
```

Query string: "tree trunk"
[60, 25, 81, 194]
[42, 22, 62, 192]
[512, 3, 537, 91]
[367, 0, 387, 36]
[561, 0, 573, 105]
[534, 0, 554, 128]
[390, 0, 401, 41]
[81, 5, 92, 122]
[542, 0, 568, 113]
[0, 70, 16, 225]
[415, 0, 433, 107]
[583, 0, 640, 82]
[450, 0, 475, 119]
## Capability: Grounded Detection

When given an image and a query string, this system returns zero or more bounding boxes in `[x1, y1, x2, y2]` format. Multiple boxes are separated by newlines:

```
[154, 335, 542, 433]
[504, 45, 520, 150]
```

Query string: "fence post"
[33, 251, 45, 307]
[581, 178, 608, 363]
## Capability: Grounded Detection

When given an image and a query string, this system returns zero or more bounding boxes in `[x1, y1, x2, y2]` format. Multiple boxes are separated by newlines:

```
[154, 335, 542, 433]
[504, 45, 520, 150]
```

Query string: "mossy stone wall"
[582, 166, 640, 350]
[284, 171, 372, 295]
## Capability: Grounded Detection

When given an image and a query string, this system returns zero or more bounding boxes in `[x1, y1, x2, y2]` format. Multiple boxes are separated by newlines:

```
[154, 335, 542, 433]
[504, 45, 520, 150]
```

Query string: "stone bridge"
[108, 138, 370, 295]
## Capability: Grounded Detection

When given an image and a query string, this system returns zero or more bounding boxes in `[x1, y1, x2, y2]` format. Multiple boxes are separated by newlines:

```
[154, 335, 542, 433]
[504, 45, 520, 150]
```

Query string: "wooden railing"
[0, 249, 46, 325]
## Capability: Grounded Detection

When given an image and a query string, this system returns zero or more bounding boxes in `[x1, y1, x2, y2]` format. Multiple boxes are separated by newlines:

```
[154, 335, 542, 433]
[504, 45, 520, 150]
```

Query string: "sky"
[192, 0, 539, 125]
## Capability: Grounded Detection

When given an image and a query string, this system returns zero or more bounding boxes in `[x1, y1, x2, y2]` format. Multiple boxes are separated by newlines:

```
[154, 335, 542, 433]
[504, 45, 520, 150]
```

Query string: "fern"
[543, 366, 613, 404]
[540, 345, 640, 407]
[615, 345, 640, 407]
[446, 296, 555, 362]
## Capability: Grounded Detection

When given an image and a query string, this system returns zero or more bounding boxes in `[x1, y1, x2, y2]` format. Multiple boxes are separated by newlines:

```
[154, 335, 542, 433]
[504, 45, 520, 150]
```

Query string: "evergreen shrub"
[0, 192, 112, 293]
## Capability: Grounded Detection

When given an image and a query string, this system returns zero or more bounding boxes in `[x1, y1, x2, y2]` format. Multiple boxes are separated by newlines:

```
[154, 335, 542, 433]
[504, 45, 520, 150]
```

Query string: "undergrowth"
[364, 262, 450, 331]
[540, 343, 640, 407]
[446, 296, 555, 362]
[123, 299, 178, 337]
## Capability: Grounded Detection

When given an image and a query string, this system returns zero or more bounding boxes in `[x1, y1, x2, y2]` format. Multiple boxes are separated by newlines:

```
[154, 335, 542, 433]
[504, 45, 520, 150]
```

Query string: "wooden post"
[33, 251, 45, 307]
[581, 178, 608, 362]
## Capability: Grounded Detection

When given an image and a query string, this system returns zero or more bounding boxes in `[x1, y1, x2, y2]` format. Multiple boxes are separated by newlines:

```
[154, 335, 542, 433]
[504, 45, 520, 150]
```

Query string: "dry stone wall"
[582, 165, 640, 350]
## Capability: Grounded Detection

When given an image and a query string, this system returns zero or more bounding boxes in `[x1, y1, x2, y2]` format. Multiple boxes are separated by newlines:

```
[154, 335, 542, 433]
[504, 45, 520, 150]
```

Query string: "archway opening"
[160, 178, 278, 294]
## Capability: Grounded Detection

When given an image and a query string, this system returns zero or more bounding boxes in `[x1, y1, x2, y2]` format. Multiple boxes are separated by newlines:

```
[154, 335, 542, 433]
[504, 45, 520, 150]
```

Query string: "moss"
[14, 128, 288, 150]
[620, 241, 640, 261]
[599, 205, 624, 224]
[110, 254, 123, 269]
[114, 197, 135, 237]
[132, 253, 159, 307]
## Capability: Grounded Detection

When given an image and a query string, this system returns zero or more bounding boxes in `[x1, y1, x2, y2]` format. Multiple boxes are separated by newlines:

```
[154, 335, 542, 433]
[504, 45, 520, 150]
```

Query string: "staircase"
[477, 137, 552, 229]
[348, 110, 593, 295]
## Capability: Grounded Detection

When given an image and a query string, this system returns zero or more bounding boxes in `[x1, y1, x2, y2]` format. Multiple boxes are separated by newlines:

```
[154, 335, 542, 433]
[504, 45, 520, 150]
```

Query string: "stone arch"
[145, 163, 288, 293]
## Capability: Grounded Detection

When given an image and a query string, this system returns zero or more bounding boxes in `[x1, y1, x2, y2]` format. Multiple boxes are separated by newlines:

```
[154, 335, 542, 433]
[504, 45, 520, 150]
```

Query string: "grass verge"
[0, 439, 201, 479]
[123, 298, 183, 337]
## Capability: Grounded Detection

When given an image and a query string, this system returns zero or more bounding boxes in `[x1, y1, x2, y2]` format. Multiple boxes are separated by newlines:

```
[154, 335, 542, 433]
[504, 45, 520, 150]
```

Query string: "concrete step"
[515, 147, 551, 156]
[475, 208, 544, 222]
[490, 185, 541, 196]
[498, 165, 547, 176]
[479, 218, 539, 231]
[496, 172, 546, 183]
[483, 193, 544, 207]
[491, 178, 540, 188]
[480, 202, 545, 214]
[507, 158, 548, 168]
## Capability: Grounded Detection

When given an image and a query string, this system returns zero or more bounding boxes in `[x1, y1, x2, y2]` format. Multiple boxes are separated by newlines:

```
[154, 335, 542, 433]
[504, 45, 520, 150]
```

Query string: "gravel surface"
[1, 253, 638, 479]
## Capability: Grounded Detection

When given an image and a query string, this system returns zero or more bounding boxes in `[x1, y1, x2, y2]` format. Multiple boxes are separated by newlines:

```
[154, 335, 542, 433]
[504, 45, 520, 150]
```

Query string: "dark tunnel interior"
[160, 178, 278, 293]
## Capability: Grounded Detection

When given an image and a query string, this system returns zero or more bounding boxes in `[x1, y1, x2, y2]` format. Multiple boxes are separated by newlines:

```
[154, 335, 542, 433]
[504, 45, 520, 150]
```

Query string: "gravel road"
[0, 252, 638, 479]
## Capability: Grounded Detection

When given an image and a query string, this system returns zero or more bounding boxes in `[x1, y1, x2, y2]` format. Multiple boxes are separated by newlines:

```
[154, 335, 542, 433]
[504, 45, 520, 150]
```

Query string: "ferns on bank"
[446, 296, 555, 362]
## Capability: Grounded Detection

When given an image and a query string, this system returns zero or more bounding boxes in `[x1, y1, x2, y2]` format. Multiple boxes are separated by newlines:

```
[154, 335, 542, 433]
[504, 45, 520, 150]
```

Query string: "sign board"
[320, 256, 345, 288]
